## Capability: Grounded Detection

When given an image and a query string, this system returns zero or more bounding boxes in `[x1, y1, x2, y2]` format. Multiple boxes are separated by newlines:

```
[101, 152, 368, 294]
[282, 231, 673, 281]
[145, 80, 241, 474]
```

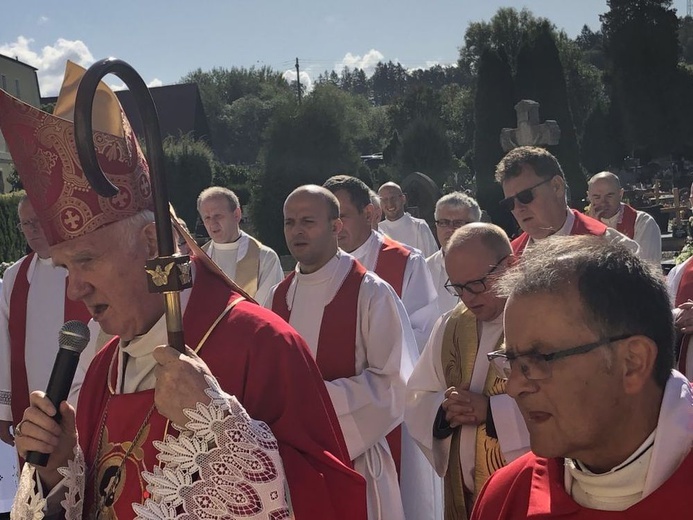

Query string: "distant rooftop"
[0, 53, 38, 71]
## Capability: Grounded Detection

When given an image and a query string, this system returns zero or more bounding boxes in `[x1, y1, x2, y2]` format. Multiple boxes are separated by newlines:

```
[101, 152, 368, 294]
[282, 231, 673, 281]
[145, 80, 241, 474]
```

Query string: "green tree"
[515, 22, 587, 205]
[601, 0, 680, 157]
[371, 61, 408, 105]
[580, 99, 625, 174]
[163, 134, 215, 231]
[398, 117, 454, 186]
[680, 16, 693, 64]
[251, 84, 366, 252]
[458, 7, 549, 76]
[473, 48, 517, 234]
[179, 66, 293, 163]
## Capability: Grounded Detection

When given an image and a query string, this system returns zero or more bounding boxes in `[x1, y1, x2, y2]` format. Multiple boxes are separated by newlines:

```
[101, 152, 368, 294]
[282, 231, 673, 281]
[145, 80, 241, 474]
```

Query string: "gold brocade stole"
[234, 236, 261, 297]
[441, 304, 506, 520]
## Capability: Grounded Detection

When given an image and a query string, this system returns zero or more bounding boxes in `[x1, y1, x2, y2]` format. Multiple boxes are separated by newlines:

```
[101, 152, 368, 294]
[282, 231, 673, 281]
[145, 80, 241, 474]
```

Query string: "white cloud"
[147, 78, 163, 88]
[337, 49, 385, 76]
[283, 69, 313, 93]
[0, 36, 94, 96]
[37, 16, 49, 25]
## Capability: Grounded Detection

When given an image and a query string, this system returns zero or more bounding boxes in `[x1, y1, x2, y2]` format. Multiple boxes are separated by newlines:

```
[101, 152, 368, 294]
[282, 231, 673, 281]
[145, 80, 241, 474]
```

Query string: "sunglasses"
[499, 176, 555, 212]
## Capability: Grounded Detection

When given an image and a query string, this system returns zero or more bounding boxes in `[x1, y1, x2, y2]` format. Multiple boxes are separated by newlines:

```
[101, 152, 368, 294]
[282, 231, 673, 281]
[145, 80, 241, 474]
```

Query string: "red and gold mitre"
[0, 61, 153, 246]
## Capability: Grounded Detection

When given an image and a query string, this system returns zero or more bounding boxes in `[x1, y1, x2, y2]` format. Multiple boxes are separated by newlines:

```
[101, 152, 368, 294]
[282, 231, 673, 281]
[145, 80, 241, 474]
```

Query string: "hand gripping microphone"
[26, 320, 90, 467]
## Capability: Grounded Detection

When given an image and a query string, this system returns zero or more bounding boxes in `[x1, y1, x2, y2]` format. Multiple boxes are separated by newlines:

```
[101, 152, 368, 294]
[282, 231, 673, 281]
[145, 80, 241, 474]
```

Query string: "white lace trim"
[11, 375, 292, 520]
[11, 463, 47, 520]
[132, 374, 292, 519]
[58, 444, 85, 520]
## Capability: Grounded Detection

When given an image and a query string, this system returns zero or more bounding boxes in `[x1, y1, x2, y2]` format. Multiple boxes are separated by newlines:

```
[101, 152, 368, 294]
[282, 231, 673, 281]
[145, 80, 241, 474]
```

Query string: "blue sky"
[1, 1, 687, 96]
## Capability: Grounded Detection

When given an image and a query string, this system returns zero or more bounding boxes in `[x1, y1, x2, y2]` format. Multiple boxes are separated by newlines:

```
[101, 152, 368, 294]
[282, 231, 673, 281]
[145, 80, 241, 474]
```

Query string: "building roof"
[41, 82, 211, 144]
[0, 54, 39, 71]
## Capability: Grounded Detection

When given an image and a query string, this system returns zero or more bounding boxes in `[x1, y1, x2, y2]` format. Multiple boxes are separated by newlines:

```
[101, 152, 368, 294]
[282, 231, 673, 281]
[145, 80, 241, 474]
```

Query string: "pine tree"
[515, 22, 587, 206]
[473, 48, 517, 235]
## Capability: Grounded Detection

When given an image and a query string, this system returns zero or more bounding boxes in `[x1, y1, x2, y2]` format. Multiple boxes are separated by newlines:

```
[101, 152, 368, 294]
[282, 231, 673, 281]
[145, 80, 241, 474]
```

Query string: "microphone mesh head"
[59, 320, 91, 353]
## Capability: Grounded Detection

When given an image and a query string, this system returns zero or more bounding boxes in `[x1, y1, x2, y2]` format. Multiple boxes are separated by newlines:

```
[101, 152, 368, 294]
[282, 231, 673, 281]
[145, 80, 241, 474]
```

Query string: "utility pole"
[295, 57, 302, 105]
[689, 0, 693, 17]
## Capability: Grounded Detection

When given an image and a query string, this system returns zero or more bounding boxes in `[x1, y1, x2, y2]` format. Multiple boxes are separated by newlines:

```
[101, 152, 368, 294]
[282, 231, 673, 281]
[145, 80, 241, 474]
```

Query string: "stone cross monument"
[500, 99, 561, 152]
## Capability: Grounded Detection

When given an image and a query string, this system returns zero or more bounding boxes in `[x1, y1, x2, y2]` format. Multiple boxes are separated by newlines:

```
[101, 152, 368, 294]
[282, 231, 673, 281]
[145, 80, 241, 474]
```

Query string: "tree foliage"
[163, 134, 215, 231]
[601, 0, 681, 156]
[251, 84, 367, 252]
[473, 48, 517, 235]
[515, 22, 587, 204]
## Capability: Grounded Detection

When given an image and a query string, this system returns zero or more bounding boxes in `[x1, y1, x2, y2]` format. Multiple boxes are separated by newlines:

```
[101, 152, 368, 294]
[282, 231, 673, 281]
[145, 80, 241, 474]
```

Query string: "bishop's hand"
[442, 385, 489, 427]
[153, 345, 217, 428]
[15, 391, 78, 491]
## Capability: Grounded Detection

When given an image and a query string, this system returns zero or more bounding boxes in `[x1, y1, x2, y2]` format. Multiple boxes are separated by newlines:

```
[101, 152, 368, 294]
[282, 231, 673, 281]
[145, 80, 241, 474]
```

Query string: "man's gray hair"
[434, 191, 481, 222]
[497, 235, 674, 388]
[197, 186, 240, 212]
[369, 189, 381, 209]
[116, 210, 156, 251]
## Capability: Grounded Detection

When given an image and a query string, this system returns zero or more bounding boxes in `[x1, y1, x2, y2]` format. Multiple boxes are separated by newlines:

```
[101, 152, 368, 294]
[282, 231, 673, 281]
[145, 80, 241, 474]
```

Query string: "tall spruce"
[473, 48, 517, 235]
[601, 0, 680, 157]
[515, 21, 587, 205]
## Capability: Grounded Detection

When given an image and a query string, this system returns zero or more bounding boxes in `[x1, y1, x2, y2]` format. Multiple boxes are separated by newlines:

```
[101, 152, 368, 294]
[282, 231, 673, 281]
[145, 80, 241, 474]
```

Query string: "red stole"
[272, 260, 402, 475]
[271, 262, 362, 380]
[616, 204, 638, 239]
[511, 210, 608, 256]
[675, 261, 693, 375]
[374, 235, 410, 297]
[8, 252, 90, 426]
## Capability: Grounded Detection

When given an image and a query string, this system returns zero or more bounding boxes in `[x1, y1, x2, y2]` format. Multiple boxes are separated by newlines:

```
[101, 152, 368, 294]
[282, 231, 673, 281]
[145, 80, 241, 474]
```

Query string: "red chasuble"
[373, 234, 410, 297]
[471, 451, 693, 519]
[76, 256, 366, 519]
[511, 210, 608, 256]
[8, 252, 91, 427]
[616, 204, 638, 239]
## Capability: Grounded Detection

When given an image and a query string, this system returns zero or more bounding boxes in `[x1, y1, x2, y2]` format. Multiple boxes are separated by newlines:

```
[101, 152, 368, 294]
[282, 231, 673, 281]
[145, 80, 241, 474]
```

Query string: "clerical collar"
[601, 204, 624, 227]
[296, 252, 340, 284]
[565, 429, 656, 511]
[529, 209, 573, 245]
[212, 233, 243, 250]
[37, 255, 54, 266]
[351, 231, 378, 261]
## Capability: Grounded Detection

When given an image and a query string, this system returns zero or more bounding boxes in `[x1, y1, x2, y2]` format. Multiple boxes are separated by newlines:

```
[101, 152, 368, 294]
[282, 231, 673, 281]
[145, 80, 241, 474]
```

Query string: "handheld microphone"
[26, 320, 90, 467]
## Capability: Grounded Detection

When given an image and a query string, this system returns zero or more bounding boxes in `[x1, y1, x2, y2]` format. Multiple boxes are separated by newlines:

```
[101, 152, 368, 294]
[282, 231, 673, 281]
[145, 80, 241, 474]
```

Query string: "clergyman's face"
[50, 221, 164, 341]
[587, 179, 623, 220]
[379, 187, 405, 221]
[283, 192, 342, 274]
[436, 205, 474, 251]
[199, 196, 241, 244]
[18, 199, 50, 258]
[444, 240, 507, 322]
[503, 290, 626, 465]
[333, 189, 372, 253]
[501, 166, 565, 240]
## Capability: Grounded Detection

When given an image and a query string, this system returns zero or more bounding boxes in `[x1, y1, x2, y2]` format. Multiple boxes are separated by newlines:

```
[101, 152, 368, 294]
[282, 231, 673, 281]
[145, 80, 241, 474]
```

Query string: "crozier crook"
[74, 57, 191, 353]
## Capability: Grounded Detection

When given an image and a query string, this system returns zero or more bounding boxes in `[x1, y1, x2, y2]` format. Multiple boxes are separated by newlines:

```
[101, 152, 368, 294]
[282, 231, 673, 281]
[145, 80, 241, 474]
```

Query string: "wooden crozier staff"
[74, 58, 191, 353]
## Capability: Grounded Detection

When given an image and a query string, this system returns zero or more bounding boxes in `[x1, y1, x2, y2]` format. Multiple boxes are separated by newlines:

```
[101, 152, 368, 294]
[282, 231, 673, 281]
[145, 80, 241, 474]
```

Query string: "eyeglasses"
[499, 176, 555, 212]
[487, 333, 633, 381]
[16, 219, 41, 231]
[444, 255, 509, 297]
[435, 219, 470, 229]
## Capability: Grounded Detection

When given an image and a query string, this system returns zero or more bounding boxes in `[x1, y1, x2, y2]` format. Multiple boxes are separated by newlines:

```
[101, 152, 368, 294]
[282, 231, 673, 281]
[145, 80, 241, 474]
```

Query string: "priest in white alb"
[427, 192, 481, 315]
[324, 176, 439, 352]
[406, 223, 530, 520]
[378, 182, 438, 257]
[198, 186, 284, 304]
[267, 185, 417, 520]
[586, 171, 661, 265]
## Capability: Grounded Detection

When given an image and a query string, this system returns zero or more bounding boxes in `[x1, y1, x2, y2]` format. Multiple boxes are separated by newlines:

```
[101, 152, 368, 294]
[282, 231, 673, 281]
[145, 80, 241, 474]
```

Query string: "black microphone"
[26, 320, 90, 467]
